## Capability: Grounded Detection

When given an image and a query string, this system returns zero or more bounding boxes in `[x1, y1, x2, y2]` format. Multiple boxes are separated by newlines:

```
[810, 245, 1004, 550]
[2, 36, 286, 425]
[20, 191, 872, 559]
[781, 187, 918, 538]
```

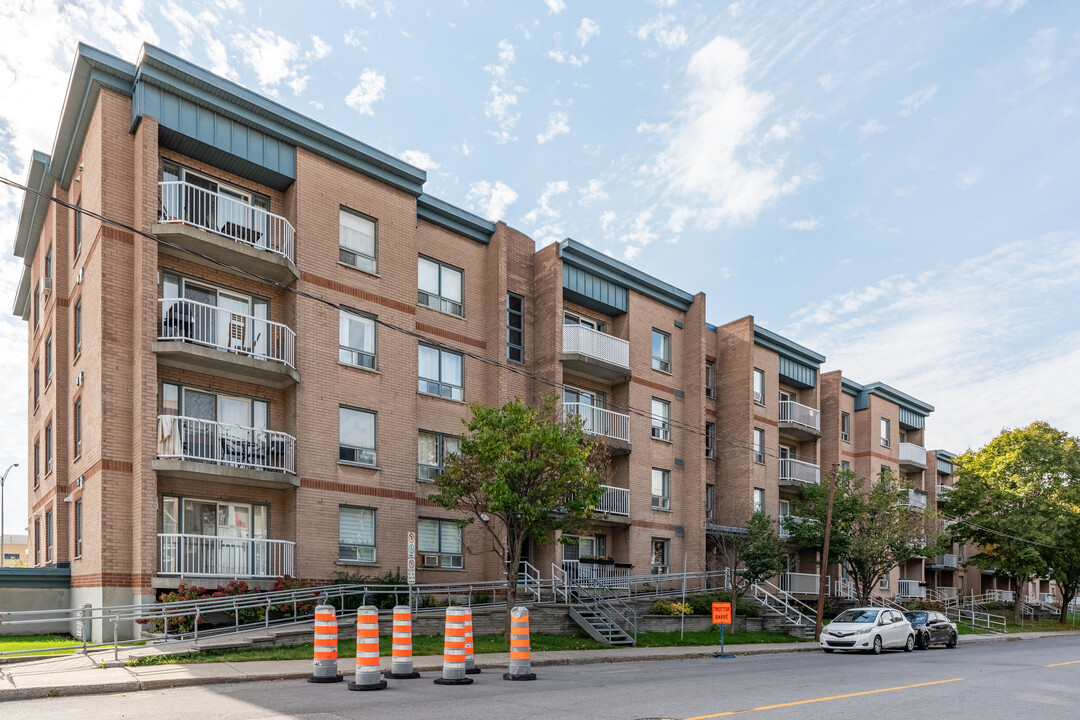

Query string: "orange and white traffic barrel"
[504, 606, 536, 681]
[433, 606, 473, 685]
[384, 604, 420, 679]
[347, 605, 387, 691]
[307, 604, 343, 683]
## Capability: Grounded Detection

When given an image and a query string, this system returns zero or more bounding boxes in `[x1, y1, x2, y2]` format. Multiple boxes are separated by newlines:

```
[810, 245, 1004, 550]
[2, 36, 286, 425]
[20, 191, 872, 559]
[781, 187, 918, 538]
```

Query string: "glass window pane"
[418, 433, 438, 465]
[419, 345, 440, 381]
[340, 407, 375, 448]
[443, 436, 460, 457]
[418, 519, 439, 552]
[162, 496, 179, 535]
[440, 522, 462, 554]
[340, 507, 376, 546]
[418, 257, 440, 294]
[441, 265, 463, 302]
[441, 351, 462, 386]
[340, 211, 375, 256]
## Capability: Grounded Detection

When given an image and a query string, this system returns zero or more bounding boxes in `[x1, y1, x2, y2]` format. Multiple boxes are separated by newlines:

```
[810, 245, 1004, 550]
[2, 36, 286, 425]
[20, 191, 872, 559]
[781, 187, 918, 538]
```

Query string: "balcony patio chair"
[161, 301, 195, 340]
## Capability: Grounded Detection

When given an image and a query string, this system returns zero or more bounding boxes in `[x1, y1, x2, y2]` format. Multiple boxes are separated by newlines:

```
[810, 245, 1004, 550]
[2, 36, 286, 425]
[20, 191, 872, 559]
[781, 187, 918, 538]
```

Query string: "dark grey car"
[903, 610, 958, 650]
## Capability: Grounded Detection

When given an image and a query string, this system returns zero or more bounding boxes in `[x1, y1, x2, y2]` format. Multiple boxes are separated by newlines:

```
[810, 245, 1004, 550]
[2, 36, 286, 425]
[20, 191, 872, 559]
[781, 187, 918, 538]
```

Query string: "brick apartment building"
[12, 43, 1007, 623]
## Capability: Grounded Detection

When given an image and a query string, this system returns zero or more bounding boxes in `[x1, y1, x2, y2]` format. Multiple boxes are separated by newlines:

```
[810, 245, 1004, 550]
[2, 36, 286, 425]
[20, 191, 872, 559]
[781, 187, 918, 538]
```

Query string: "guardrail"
[598, 484, 630, 516]
[158, 533, 294, 578]
[156, 415, 296, 474]
[159, 297, 296, 369]
[561, 324, 630, 369]
[563, 402, 630, 443]
[779, 400, 820, 432]
[899, 442, 927, 466]
[779, 458, 820, 485]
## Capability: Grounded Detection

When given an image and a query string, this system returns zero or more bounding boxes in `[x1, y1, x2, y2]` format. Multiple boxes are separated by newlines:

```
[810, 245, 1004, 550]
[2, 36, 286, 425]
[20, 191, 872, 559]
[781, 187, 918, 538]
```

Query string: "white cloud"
[600, 210, 617, 234]
[308, 35, 332, 60]
[466, 180, 518, 220]
[578, 18, 600, 46]
[618, 209, 659, 251]
[780, 217, 822, 231]
[398, 150, 440, 172]
[637, 15, 688, 51]
[548, 48, 589, 67]
[484, 40, 522, 143]
[956, 168, 983, 189]
[345, 68, 387, 116]
[232, 29, 302, 94]
[344, 29, 367, 49]
[1023, 27, 1068, 90]
[818, 73, 839, 91]
[524, 180, 569, 224]
[858, 118, 887, 142]
[637, 120, 671, 135]
[460, 141, 471, 157]
[578, 179, 608, 206]
[344, 0, 394, 19]
[899, 84, 939, 117]
[536, 111, 571, 144]
[545, 0, 566, 13]
[894, 186, 915, 198]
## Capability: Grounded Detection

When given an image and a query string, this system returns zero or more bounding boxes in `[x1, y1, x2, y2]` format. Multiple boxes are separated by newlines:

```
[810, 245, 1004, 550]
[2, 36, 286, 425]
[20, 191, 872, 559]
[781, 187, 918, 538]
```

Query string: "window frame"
[418, 431, 461, 482]
[650, 398, 671, 441]
[73, 299, 82, 357]
[45, 510, 53, 564]
[753, 487, 765, 514]
[418, 344, 464, 401]
[74, 499, 83, 558]
[417, 255, 464, 317]
[33, 440, 40, 487]
[705, 421, 715, 459]
[34, 520, 40, 566]
[506, 292, 524, 364]
[651, 468, 671, 510]
[705, 361, 715, 398]
[45, 332, 52, 384]
[339, 406, 377, 467]
[45, 421, 53, 475]
[753, 427, 765, 463]
[74, 198, 82, 257]
[651, 537, 670, 575]
[841, 411, 851, 443]
[338, 505, 378, 563]
[45, 245, 52, 280]
[33, 362, 39, 407]
[753, 368, 765, 405]
[339, 307, 377, 370]
[880, 417, 891, 448]
[651, 329, 671, 373]
[338, 207, 378, 274]
[417, 517, 464, 569]
[705, 483, 715, 521]
[73, 399, 82, 459]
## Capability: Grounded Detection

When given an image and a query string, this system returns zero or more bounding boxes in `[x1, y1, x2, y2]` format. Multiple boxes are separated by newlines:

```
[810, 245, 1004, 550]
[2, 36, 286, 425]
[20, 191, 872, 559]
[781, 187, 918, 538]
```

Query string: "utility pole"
[814, 466, 838, 642]
[0, 464, 19, 569]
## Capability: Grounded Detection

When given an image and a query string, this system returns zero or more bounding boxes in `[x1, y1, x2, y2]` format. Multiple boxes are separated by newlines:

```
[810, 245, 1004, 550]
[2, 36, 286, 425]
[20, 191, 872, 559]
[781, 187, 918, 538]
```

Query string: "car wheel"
[823, 649, 835, 654]
[904, 634, 915, 652]
[920, 632, 932, 650]
[871, 636, 883, 655]
[946, 632, 958, 649]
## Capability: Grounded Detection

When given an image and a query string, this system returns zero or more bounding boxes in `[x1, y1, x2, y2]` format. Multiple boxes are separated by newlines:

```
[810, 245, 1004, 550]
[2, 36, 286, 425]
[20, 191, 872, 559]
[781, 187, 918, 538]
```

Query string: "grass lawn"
[956, 614, 1080, 635]
[126, 628, 802, 667]
[0, 634, 82, 657]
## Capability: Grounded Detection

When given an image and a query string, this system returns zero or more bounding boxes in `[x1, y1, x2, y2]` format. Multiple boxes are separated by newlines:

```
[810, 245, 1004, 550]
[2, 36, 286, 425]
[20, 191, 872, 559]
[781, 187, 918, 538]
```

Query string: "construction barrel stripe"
[504, 606, 536, 681]
[308, 604, 344, 683]
[386, 604, 420, 679]
[348, 605, 387, 691]
[434, 606, 473, 685]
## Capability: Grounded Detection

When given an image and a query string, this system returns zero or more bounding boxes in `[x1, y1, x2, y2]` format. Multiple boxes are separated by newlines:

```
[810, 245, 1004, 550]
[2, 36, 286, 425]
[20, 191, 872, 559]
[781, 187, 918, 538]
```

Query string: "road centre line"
[681, 678, 964, 719]
[1045, 660, 1080, 667]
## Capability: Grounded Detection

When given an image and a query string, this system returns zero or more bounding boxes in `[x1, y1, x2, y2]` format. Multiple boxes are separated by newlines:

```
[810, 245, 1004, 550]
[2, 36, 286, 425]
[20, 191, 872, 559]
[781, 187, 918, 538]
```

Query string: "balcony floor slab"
[558, 353, 632, 384]
[153, 341, 300, 388]
[154, 222, 299, 285]
[777, 422, 821, 442]
[153, 459, 299, 489]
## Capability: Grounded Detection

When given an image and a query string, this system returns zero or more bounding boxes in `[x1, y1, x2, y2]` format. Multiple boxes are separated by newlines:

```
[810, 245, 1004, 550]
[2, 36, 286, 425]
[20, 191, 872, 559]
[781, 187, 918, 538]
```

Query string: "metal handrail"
[156, 414, 296, 474]
[778, 400, 821, 432]
[563, 402, 630, 442]
[158, 297, 296, 369]
[561, 324, 630, 368]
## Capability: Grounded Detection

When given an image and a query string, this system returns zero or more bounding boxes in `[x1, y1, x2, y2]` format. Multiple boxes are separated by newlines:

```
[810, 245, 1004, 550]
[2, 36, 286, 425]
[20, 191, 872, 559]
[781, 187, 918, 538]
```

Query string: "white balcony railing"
[159, 298, 296, 369]
[563, 402, 630, 443]
[779, 571, 821, 595]
[156, 415, 296, 475]
[778, 516, 809, 539]
[779, 400, 821, 433]
[931, 587, 958, 601]
[561, 324, 630, 369]
[779, 458, 820, 485]
[936, 484, 951, 500]
[899, 442, 927, 466]
[159, 533, 295, 578]
[897, 579, 925, 598]
[987, 589, 1015, 602]
[159, 180, 295, 263]
[1040, 593, 1057, 605]
[899, 488, 928, 510]
[598, 484, 630, 516]
[933, 554, 958, 568]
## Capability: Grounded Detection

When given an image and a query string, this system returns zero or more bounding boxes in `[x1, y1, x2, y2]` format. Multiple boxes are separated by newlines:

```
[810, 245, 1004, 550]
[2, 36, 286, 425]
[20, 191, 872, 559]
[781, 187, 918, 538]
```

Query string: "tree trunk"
[504, 534, 525, 640]
[1060, 584, 1076, 624]
[1012, 575, 1027, 623]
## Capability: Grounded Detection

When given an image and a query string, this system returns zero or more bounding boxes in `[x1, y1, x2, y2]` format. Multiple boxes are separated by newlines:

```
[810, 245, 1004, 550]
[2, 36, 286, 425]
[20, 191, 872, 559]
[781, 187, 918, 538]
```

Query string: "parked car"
[904, 610, 958, 649]
[820, 607, 915, 654]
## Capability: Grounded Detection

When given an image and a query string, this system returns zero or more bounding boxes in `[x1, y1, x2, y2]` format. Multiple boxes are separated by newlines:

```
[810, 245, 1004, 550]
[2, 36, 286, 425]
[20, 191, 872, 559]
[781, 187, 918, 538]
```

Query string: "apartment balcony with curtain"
[779, 458, 820, 488]
[563, 402, 631, 455]
[778, 400, 821, 440]
[153, 415, 298, 489]
[158, 534, 295, 579]
[899, 441, 928, 471]
[154, 297, 300, 388]
[559, 324, 632, 384]
[155, 180, 299, 284]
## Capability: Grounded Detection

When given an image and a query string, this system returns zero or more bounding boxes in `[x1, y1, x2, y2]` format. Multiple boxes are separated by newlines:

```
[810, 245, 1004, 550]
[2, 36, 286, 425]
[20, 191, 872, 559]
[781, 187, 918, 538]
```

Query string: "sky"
[1, 0, 1078, 532]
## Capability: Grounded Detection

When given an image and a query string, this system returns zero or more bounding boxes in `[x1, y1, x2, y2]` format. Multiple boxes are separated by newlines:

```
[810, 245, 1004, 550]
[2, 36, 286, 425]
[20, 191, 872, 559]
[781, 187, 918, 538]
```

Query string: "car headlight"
[856, 626, 873, 635]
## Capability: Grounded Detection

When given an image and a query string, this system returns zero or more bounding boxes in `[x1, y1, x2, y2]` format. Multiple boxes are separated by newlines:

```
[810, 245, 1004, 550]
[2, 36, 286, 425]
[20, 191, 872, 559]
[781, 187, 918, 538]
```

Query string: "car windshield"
[905, 612, 927, 623]
[833, 609, 879, 624]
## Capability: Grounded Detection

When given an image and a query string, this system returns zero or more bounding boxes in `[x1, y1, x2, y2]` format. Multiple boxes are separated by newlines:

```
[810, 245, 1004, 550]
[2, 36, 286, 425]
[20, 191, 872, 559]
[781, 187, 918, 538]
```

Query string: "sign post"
[712, 602, 735, 659]
[406, 531, 417, 611]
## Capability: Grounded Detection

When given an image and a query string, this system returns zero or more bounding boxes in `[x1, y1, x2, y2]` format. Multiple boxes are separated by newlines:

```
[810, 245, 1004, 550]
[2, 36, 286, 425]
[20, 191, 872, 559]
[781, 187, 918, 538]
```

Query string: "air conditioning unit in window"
[40, 278, 52, 296]
[423, 554, 439, 567]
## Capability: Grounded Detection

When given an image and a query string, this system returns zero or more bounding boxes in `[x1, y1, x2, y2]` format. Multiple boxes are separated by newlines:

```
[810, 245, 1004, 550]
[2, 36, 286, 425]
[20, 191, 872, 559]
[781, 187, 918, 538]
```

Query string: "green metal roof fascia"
[841, 377, 865, 397]
[862, 381, 935, 417]
[557, 238, 695, 312]
[416, 194, 495, 244]
[706, 322, 718, 332]
[136, 44, 426, 196]
[753, 325, 827, 367]
[933, 449, 955, 460]
[13, 151, 51, 260]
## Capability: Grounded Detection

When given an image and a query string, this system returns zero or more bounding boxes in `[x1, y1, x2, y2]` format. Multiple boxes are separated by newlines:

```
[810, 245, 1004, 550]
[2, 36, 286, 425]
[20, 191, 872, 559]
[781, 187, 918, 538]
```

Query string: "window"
[45, 332, 52, 384]
[33, 440, 40, 486]
[339, 506, 377, 562]
[418, 344, 463, 401]
[651, 468, 670, 510]
[418, 431, 460, 481]
[563, 534, 605, 561]
[506, 292, 524, 363]
[339, 208, 377, 273]
[74, 198, 82, 256]
[879, 575, 890, 590]
[705, 422, 715, 459]
[418, 518, 463, 568]
[418, 256, 463, 316]
[753, 368, 765, 404]
[563, 311, 604, 332]
[753, 428, 765, 463]
[753, 487, 765, 514]
[841, 460, 851, 472]
[880, 464, 889, 478]
[34, 520, 40, 566]
[34, 286, 39, 327]
[880, 418, 891, 447]
[73, 300, 82, 356]
[45, 510, 53, 563]
[651, 329, 671, 372]
[651, 398, 670, 441]
[74, 499, 83, 558]
[339, 309, 376, 369]
[339, 407, 376, 466]
[651, 538, 670, 575]
[33, 362, 39, 407]
[841, 411, 850, 442]
[73, 400, 81, 458]
[705, 484, 715, 521]
[705, 361, 715, 398]
[45, 245, 52, 280]
[45, 421, 53, 474]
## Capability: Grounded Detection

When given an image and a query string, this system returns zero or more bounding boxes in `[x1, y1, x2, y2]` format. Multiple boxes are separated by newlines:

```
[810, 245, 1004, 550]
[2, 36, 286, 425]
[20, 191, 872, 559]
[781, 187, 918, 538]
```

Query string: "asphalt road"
[5, 637, 1080, 719]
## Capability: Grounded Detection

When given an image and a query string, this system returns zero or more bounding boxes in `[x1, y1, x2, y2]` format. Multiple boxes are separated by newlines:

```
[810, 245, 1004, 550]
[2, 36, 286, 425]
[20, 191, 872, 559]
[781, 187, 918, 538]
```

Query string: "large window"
[705, 484, 715, 520]
[418, 344, 463, 401]
[45, 245, 52, 280]
[651, 468, 670, 510]
[506, 292, 524, 363]
[705, 361, 715, 398]
[418, 256, 464, 316]
[753, 368, 765, 404]
[73, 300, 82, 356]
[753, 487, 765, 514]
[841, 412, 851, 442]
[33, 440, 40, 487]
[45, 510, 53, 563]
[418, 518, 463, 568]
[842, 460, 851, 472]
[418, 431, 461, 481]
[160, 496, 270, 576]
[880, 418, 891, 448]
[73, 400, 82, 458]
[563, 534, 605, 561]
[339, 406, 377, 466]
[45, 421, 53, 474]
[34, 520, 40, 566]
[651, 329, 671, 372]
[339, 506, 377, 562]
[651, 398, 670, 441]
[160, 161, 271, 246]
[74, 499, 83, 558]
[74, 198, 82, 256]
[753, 427, 765, 463]
[706, 422, 715, 459]
[651, 538, 669, 575]
[339, 208, 377, 273]
[339, 309, 376, 370]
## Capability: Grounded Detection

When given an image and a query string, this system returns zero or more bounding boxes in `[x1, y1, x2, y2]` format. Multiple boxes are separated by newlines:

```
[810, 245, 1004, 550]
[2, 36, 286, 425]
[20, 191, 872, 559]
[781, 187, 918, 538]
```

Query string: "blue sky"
[1, 0, 1078, 532]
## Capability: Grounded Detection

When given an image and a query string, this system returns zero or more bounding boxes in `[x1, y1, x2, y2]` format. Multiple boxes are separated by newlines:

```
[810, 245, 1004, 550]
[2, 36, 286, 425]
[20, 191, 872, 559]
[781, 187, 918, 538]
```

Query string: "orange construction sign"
[711, 602, 732, 625]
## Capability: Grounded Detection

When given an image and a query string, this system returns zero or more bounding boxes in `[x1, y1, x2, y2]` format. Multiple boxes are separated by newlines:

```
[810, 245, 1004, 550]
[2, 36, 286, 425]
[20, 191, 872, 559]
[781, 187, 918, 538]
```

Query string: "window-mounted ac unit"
[422, 554, 440, 568]
[40, 278, 52, 296]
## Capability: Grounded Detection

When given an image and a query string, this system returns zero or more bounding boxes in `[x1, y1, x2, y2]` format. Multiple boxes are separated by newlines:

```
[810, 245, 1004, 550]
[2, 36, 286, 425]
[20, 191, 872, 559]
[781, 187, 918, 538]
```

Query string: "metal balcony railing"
[561, 324, 630, 369]
[897, 579, 925, 598]
[899, 488, 928, 510]
[159, 180, 295, 263]
[158, 533, 295, 578]
[598, 484, 630, 516]
[899, 441, 927, 466]
[158, 298, 296, 369]
[779, 400, 821, 432]
[156, 415, 296, 474]
[936, 484, 951, 500]
[778, 572, 821, 594]
[563, 402, 630, 443]
[933, 554, 958, 568]
[561, 558, 632, 589]
[779, 458, 820, 485]
[778, 515, 809, 539]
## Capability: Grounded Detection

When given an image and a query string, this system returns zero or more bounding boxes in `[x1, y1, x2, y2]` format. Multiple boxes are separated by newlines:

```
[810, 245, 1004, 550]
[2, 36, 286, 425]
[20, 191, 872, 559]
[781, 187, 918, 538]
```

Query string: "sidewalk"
[2, 630, 1078, 702]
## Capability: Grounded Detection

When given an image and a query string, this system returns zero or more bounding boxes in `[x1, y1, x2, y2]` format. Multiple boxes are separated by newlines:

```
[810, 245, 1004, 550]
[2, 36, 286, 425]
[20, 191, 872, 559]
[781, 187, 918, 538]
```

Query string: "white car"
[820, 607, 915, 654]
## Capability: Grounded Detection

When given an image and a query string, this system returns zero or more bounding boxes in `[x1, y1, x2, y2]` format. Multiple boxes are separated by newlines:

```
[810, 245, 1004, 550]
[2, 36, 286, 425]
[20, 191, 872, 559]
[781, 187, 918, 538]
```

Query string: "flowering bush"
[136, 576, 314, 633]
[652, 600, 692, 616]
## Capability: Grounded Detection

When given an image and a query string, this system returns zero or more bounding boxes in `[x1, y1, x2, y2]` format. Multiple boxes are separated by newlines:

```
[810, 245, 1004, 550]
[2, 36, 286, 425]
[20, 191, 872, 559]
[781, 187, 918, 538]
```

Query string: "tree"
[709, 512, 787, 605]
[787, 469, 941, 605]
[430, 395, 609, 636]
[946, 422, 1080, 622]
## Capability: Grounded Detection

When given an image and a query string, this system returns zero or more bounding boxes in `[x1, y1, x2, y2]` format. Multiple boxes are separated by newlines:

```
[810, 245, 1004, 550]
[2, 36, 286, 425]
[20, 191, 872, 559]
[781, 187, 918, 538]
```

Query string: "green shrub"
[330, 568, 410, 610]
[652, 600, 692, 615]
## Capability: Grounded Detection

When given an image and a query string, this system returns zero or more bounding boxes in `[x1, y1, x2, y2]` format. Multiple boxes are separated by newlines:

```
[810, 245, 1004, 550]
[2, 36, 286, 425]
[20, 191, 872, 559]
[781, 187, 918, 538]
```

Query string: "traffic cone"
[503, 606, 536, 681]
[306, 604, 343, 683]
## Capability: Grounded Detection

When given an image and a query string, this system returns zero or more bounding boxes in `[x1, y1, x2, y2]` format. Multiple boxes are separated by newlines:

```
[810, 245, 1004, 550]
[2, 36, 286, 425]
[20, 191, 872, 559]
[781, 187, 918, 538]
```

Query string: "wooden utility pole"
[814, 467, 838, 642]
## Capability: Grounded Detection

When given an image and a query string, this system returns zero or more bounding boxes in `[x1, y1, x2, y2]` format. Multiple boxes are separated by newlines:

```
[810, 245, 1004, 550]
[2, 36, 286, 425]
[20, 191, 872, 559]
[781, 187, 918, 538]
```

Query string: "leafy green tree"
[787, 469, 941, 605]
[430, 395, 609, 636]
[709, 512, 787, 605]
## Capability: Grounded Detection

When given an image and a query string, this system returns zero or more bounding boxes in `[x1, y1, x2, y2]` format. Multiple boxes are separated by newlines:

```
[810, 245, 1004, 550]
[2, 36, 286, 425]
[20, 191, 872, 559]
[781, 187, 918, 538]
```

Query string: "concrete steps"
[569, 605, 635, 646]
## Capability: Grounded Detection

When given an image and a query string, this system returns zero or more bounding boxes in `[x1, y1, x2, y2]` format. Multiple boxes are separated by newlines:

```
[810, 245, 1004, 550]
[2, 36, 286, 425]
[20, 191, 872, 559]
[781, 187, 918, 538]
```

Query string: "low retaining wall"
[0, 568, 72, 636]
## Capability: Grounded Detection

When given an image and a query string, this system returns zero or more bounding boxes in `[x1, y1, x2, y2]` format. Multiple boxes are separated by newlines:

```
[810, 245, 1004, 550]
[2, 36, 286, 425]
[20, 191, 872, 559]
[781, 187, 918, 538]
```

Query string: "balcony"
[779, 458, 820, 488]
[597, 485, 630, 522]
[899, 488, 928, 511]
[928, 554, 958, 569]
[559, 325, 631, 384]
[158, 534, 294, 579]
[778, 400, 821, 440]
[564, 402, 631, 455]
[562, 558, 632, 589]
[779, 515, 810, 539]
[931, 587, 958, 601]
[154, 298, 300, 388]
[897, 579, 926, 599]
[155, 180, 299, 284]
[779, 572, 821, 595]
[153, 415, 298, 489]
[936, 484, 951, 503]
[899, 442, 928, 471]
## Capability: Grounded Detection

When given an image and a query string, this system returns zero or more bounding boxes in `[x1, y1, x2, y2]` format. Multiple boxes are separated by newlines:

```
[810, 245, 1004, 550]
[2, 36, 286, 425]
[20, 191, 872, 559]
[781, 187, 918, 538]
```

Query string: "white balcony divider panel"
[778, 400, 821, 432]
[779, 458, 820, 485]
[159, 533, 294, 578]
[899, 442, 927, 466]
[598, 485, 630, 516]
[900, 489, 928, 509]
[779, 572, 821, 595]
[561, 324, 630, 368]
[157, 415, 296, 474]
[1040, 593, 1056, 604]
[159, 180, 295, 262]
[563, 402, 630, 442]
[159, 298, 296, 369]
[897, 579, 925, 598]
[934, 554, 958, 568]
[988, 589, 1015, 602]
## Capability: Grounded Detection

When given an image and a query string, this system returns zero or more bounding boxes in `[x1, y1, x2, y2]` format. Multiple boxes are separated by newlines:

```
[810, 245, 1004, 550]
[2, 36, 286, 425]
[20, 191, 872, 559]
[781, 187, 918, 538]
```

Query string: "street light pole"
[0, 464, 18, 569]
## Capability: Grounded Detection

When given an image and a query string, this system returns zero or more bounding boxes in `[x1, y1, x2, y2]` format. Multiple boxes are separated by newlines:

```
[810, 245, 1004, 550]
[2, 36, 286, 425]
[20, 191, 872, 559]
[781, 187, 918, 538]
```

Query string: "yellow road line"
[1045, 660, 1080, 667]
[682, 678, 964, 720]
